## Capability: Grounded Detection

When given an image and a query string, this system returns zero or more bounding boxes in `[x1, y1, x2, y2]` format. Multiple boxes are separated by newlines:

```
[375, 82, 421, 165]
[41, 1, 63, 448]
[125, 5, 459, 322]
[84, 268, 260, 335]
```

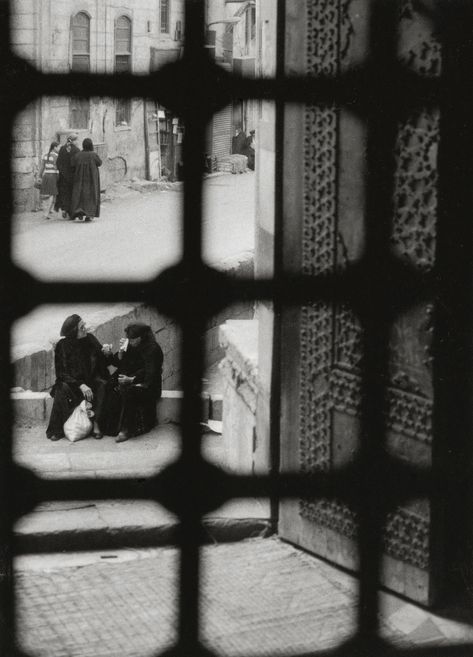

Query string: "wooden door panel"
[279, 0, 441, 605]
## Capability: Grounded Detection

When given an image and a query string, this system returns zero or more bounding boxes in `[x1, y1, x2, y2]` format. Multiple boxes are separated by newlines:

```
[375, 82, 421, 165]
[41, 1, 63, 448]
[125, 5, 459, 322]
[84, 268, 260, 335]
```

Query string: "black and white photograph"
[3, 0, 473, 655]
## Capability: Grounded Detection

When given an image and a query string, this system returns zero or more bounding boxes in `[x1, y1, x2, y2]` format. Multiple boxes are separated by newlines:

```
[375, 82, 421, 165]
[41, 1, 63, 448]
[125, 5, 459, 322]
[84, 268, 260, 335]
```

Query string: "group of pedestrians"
[232, 126, 256, 171]
[46, 315, 164, 444]
[38, 134, 102, 223]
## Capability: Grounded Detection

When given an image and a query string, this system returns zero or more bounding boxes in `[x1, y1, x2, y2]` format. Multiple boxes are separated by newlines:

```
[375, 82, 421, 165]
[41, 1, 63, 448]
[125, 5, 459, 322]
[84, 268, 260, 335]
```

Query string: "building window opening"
[246, 6, 256, 47]
[69, 97, 90, 130]
[70, 12, 90, 129]
[115, 99, 131, 127]
[160, 0, 170, 34]
[71, 11, 90, 72]
[115, 15, 132, 126]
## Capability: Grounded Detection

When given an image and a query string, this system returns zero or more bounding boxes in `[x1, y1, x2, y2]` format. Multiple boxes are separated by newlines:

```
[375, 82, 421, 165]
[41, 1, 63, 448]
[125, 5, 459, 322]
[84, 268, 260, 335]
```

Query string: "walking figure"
[39, 141, 59, 220]
[56, 133, 80, 220]
[71, 138, 102, 223]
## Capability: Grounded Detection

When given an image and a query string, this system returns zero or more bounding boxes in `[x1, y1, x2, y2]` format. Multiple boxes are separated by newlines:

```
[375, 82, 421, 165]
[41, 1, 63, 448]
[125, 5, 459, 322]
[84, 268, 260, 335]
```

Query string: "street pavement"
[15, 537, 473, 657]
[13, 421, 270, 553]
[12, 172, 255, 360]
[12, 416, 473, 655]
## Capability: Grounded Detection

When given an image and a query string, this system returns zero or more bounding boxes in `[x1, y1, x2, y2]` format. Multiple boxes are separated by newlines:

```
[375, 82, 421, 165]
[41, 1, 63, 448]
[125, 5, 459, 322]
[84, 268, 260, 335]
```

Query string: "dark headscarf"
[60, 314, 81, 338]
[125, 323, 155, 342]
[82, 138, 94, 152]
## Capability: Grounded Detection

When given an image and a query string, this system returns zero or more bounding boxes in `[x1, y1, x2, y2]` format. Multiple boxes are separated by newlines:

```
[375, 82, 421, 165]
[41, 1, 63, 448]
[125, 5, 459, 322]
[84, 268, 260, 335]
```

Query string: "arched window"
[71, 12, 90, 72]
[115, 15, 132, 72]
[160, 0, 170, 34]
[115, 16, 132, 126]
[70, 12, 90, 129]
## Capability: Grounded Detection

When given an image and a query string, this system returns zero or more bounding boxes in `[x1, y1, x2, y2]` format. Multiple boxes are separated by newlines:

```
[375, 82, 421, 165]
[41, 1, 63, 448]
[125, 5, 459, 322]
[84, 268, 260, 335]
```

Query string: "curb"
[15, 518, 273, 554]
[12, 389, 223, 425]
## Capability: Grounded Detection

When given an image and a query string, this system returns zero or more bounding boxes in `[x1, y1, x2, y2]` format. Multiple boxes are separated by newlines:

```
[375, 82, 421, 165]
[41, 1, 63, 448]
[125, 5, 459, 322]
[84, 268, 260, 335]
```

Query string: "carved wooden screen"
[279, 0, 468, 607]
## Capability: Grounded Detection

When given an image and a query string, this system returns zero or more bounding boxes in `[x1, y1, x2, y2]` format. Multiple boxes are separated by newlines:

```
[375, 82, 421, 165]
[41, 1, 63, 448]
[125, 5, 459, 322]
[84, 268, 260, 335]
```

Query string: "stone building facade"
[205, 0, 258, 160]
[11, 0, 185, 211]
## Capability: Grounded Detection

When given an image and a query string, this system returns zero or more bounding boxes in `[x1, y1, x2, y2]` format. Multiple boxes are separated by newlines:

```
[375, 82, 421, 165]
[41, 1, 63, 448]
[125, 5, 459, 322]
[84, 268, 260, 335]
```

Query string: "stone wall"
[10, 0, 185, 210]
[13, 300, 254, 393]
[219, 319, 259, 474]
[13, 253, 254, 392]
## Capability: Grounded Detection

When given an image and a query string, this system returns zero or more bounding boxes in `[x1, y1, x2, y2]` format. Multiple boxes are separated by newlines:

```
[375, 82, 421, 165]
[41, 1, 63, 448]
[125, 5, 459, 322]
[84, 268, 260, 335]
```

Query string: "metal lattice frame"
[1, 0, 473, 655]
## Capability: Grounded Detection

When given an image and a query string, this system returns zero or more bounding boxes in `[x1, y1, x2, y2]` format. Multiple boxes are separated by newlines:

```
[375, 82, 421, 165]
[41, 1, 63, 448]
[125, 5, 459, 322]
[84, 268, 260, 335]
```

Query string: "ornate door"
[279, 0, 441, 605]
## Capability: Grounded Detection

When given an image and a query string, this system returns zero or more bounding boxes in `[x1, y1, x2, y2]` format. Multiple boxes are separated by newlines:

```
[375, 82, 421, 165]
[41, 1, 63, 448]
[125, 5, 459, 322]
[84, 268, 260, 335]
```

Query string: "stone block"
[11, 0, 36, 15]
[10, 29, 35, 46]
[157, 390, 183, 424]
[156, 391, 210, 425]
[219, 320, 259, 474]
[10, 13, 35, 29]
[14, 355, 32, 393]
[201, 392, 210, 422]
[13, 188, 34, 212]
[12, 258, 255, 394]
[30, 350, 47, 392]
[12, 157, 34, 174]
[12, 122, 36, 142]
[210, 394, 223, 422]
[12, 172, 34, 190]
[12, 141, 35, 158]
[12, 392, 47, 425]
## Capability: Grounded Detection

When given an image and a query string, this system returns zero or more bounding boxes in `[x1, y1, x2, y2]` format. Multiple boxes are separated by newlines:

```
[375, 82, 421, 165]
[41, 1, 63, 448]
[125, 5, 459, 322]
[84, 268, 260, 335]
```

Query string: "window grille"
[71, 12, 90, 72]
[161, 0, 170, 34]
[3, 1, 473, 657]
[115, 15, 132, 125]
[70, 12, 90, 128]
[69, 98, 90, 130]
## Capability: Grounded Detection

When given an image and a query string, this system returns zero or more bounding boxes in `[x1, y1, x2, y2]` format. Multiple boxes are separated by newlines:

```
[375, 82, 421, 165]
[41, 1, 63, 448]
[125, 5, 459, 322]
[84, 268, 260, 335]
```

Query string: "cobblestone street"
[15, 538, 473, 657]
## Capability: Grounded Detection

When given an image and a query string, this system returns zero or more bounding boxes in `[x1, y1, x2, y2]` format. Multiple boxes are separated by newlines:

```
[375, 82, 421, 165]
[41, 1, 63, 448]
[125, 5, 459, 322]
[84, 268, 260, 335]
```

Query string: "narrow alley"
[12, 172, 255, 361]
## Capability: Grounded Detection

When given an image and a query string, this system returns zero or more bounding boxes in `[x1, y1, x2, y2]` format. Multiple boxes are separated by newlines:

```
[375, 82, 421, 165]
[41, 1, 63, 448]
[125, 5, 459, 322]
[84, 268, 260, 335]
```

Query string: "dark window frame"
[160, 0, 170, 34]
[114, 14, 132, 126]
[70, 11, 91, 129]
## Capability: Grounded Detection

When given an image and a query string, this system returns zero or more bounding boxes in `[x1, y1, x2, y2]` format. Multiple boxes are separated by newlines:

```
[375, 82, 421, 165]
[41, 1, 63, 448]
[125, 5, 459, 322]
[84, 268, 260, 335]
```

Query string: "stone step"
[15, 499, 272, 554]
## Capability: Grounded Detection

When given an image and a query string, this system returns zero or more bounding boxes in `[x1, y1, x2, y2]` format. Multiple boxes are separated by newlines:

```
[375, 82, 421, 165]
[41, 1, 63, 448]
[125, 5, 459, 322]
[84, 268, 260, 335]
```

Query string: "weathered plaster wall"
[13, 252, 254, 392]
[11, 0, 185, 210]
[253, 0, 277, 479]
[219, 319, 259, 473]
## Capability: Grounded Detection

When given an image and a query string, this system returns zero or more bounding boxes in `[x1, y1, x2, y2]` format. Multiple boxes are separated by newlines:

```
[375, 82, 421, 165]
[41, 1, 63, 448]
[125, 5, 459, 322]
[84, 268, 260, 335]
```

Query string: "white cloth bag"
[64, 400, 93, 442]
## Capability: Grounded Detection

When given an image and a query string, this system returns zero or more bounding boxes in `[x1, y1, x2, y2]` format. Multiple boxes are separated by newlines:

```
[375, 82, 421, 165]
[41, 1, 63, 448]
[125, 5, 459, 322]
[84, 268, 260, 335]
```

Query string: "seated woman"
[46, 314, 110, 441]
[103, 323, 163, 443]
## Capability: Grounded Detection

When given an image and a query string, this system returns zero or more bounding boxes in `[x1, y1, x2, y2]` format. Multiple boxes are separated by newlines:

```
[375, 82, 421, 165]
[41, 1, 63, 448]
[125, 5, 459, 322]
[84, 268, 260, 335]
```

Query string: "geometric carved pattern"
[393, 3, 441, 270]
[300, 392, 331, 473]
[300, 0, 339, 515]
[384, 508, 430, 570]
[301, 501, 429, 570]
[392, 110, 439, 270]
[334, 304, 363, 371]
[329, 368, 433, 444]
[299, 0, 439, 572]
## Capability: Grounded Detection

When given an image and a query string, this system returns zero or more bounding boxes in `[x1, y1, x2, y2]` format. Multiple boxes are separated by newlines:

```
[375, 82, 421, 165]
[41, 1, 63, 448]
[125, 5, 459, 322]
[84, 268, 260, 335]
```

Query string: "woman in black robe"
[55, 133, 80, 219]
[71, 138, 102, 223]
[102, 323, 163, 443]
[46, 314, 110, 441]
